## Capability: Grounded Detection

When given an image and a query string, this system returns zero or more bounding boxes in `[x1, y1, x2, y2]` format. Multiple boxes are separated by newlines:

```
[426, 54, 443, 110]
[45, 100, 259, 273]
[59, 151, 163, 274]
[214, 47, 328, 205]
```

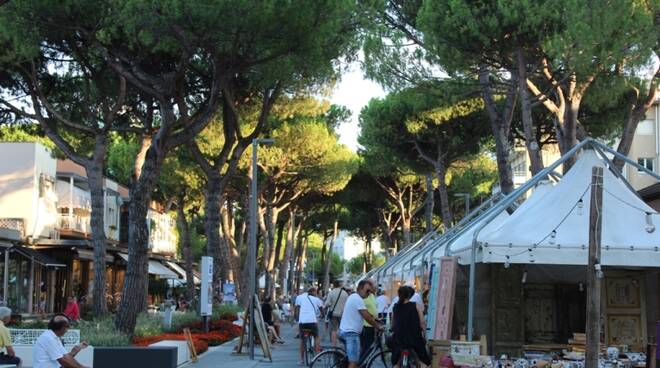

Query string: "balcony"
[0, 218, 24, 241]
[57, 214, 90, 238]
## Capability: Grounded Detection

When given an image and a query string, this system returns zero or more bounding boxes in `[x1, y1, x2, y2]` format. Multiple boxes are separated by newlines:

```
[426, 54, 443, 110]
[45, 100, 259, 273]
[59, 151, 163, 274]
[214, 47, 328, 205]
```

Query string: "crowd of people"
[278, 279, 432, 368]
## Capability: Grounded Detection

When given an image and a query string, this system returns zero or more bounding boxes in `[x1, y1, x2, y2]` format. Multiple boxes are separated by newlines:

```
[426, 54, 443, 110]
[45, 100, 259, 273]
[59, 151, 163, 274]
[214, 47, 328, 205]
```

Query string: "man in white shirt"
[375, 289, 390, 319]
[295, 287, 323, 365]
[339, 280, 383, 368]
[33, 314, 89, 368]
[410, 289, 424, 315]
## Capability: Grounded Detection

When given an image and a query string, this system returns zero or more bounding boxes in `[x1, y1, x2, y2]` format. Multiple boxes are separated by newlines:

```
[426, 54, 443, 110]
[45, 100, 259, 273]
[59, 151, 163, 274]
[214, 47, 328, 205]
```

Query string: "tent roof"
[475, 149, 660, 267]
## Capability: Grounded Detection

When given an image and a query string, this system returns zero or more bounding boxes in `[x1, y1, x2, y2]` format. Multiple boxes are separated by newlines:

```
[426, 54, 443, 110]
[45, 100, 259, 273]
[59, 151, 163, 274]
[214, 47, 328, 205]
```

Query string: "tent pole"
[466, 138, 593, 342]
[586, 166, 604, 368]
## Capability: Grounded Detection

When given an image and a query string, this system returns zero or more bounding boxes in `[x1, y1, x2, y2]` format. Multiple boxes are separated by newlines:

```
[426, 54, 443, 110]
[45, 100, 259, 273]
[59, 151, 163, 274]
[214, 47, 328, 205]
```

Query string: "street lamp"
[248, 137, 274, 360]
[454, 193, 471, 218]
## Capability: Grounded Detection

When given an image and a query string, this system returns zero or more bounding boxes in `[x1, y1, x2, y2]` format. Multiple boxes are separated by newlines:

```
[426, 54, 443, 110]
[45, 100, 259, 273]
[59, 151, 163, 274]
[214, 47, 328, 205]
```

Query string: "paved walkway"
[188, 322, 335, 368]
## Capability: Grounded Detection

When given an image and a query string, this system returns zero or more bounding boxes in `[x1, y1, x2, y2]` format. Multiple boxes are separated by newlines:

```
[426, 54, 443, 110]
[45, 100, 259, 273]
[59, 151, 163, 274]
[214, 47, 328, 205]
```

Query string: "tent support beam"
[591, 140, 660, 181]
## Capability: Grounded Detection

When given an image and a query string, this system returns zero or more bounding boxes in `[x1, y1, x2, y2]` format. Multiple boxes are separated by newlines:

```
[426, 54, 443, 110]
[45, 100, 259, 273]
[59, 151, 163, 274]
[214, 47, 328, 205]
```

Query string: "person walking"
[339, 280, 383, 368]
[390, 286, 431, 368]
[0, 307, 20, 367]
[295, 287, 323, 365]
[359, 280, 379, 363]
[376, 289, 390, 320]
[324, 280, 348, 346]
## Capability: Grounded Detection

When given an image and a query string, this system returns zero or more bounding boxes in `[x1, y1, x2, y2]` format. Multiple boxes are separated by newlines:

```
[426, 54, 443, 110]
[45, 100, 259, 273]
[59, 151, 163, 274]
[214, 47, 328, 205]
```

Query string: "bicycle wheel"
[310, 349, 347, 368]
[365, 349, 393, 368]
[304, 335, 315, 366]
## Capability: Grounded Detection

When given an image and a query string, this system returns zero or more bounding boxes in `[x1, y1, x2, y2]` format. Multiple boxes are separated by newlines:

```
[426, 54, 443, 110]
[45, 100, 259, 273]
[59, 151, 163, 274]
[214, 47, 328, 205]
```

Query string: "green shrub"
[78, 318, 131, 347]
[212, 304, 241, 320]
[13, 320, 48, 329]
[165, 312, 199, 333]
[133, 313, 164, 338]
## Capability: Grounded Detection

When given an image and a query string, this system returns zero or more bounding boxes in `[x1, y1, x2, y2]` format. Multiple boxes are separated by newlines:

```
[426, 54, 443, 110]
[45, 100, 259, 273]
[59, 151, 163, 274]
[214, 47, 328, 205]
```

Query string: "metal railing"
[10, 328, 80, 345]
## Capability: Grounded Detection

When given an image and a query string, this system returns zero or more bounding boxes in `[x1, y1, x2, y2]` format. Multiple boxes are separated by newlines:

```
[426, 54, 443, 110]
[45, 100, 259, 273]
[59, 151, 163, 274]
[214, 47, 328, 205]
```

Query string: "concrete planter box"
[93, 346, 177, 368]
[15, 344, 93, 368]
[149, 340, 191, 366]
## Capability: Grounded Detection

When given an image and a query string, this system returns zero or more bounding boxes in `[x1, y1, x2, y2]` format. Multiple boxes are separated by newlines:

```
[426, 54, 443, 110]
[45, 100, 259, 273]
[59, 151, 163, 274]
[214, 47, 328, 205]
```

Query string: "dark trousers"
[0, 353, 20, 365]
[359, 326, 375, 363]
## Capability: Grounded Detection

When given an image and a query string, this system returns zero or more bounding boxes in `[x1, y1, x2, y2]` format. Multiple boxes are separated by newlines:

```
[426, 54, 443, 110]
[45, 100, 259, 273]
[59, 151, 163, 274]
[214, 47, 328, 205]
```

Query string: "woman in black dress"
[391, 286, 431, 367]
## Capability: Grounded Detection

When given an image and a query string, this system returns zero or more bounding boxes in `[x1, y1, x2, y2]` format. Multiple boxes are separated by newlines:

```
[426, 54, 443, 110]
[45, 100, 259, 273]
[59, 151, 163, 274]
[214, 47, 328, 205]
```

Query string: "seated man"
[33, 314, 89, 368]
[0, 307, 21, 367]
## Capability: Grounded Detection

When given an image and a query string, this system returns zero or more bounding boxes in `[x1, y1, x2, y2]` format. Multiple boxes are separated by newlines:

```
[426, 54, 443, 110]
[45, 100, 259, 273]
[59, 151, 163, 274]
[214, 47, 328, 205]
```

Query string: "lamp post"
[249, 137, 274, 360]
[455, 193, 471, 218]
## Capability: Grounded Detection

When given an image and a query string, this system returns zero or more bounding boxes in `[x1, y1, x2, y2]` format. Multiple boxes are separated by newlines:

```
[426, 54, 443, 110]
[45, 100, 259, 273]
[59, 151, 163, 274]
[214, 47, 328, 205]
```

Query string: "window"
[637, 158, 654, 173]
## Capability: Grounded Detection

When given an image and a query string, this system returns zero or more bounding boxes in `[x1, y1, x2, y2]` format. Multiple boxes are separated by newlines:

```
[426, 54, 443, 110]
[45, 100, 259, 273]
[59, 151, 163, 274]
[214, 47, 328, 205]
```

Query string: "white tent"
[475, 149, 660, 267]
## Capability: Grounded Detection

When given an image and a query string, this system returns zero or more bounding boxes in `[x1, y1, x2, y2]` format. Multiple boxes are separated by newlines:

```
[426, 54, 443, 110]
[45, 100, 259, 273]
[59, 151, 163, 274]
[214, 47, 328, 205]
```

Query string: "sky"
[329, 63, 386, 152]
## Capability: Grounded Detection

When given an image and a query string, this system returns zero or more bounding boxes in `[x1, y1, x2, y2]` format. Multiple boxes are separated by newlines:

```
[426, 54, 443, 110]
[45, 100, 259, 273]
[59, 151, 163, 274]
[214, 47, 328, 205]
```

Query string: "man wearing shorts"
[324, 280, 348, 346]
[339, 280, 383, 368]
[295, 287, 323, 365]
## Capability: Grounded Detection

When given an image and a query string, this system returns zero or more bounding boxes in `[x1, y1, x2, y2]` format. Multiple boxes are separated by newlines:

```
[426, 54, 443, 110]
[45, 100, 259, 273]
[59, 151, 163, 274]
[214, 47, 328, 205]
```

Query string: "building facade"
[507, 98, 660, 192]
[0, 142, 183, 315]
[330, 230, 382, 261]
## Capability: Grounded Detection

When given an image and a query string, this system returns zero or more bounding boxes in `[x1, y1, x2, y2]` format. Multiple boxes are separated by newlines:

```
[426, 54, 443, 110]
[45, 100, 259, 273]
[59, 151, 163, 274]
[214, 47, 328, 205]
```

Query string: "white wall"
[331, 230, 382, 261]
[0, 143, 57, 239]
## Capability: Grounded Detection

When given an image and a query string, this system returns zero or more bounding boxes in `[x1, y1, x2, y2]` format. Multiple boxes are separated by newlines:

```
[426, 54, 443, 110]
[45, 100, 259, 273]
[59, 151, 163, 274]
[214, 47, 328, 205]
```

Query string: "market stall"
[424, 140, 660, 367]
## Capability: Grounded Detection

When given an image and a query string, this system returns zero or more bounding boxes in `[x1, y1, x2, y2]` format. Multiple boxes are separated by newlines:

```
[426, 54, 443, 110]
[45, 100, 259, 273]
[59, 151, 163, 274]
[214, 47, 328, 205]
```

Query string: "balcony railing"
[0, 218, 24, 239]
[57, 214, 90, 235]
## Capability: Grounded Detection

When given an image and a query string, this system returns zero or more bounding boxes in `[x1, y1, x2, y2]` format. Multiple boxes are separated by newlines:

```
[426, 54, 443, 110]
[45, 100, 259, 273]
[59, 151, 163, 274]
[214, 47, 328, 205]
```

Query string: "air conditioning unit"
[49, 230, 60, 240]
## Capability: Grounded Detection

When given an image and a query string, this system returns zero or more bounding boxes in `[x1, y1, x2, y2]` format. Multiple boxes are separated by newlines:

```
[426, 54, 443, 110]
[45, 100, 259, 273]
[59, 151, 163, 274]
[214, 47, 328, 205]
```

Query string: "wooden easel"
[233, 295, 272, 361]
[183, 328, 198, 363]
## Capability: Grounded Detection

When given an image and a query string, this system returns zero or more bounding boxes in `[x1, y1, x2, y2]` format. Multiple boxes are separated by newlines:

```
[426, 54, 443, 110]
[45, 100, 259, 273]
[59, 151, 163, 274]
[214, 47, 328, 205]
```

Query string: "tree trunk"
[294, 234, 307, 294]
[290, 229, 307, 296]
[435, 162, 453, 228]
[176, 194, 195, 302]
[280, 210, 295, 297]
[517, 47, 544, 175]
[86, 142, 108, 317]
[221, 199, 242, 286]
[265, 205, 280, 300]
[204, 175, 226, 295]
[479, 65, 516, 194]
[425, 173, 434, 233]
[558, 79, 582, 172]
[400, 216, 411, 248]
[115, 138, 165, 334]
[322, 220, 339, 294]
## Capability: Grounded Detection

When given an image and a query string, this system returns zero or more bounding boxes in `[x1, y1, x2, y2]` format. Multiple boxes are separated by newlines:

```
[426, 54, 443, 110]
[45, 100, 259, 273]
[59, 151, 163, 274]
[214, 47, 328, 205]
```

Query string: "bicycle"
[310, 330, 392, 368]
[302, 327, 317, 366]
[397, 349, 421, 368]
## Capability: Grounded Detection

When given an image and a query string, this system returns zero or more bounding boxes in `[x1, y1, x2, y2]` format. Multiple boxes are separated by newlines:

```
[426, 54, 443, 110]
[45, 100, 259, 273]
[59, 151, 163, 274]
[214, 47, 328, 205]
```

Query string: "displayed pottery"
[607, 347, 620, 360]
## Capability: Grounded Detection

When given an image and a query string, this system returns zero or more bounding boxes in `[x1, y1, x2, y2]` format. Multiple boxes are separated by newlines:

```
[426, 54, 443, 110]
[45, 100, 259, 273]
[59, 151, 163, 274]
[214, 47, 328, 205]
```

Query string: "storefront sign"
[200, 257, 213, 316]
[223, 282, 236, 303]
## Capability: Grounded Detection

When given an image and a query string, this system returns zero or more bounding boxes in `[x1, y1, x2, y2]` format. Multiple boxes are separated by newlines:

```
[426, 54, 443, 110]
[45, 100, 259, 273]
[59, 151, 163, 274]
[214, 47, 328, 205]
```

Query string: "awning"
[12, 246, 66, 268]
[117, 253, 178, 279]
[76, 249, 115, 263]
[165, 261, 200, 284]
